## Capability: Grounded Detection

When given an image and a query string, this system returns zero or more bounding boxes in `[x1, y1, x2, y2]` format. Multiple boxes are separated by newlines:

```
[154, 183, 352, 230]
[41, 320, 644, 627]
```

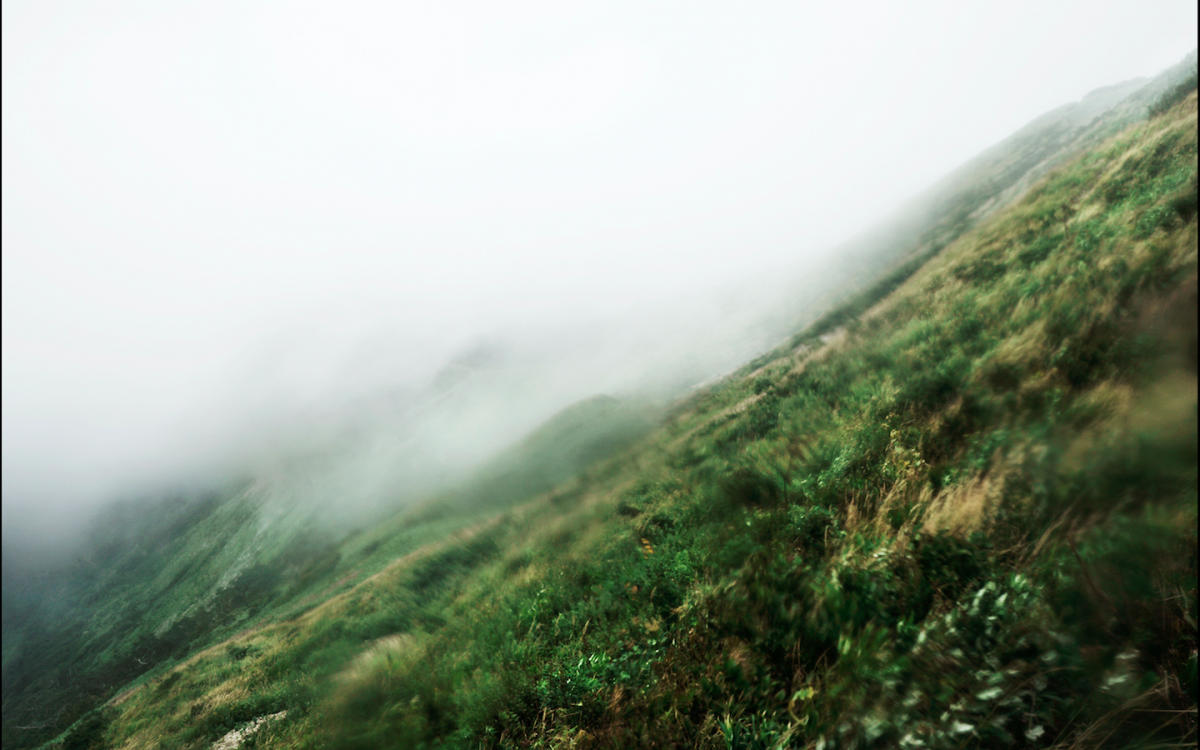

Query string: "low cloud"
[4, 0, 1195, 568]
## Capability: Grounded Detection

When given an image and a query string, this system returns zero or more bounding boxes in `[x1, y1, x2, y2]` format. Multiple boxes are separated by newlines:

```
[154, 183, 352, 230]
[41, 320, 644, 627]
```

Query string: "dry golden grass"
[921, 472, 1002, 537]
[341, 634, 421, 684]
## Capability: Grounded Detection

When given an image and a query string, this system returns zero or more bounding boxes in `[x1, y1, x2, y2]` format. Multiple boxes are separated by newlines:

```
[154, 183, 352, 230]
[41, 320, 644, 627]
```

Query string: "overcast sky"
[3, 0, 1197, 553]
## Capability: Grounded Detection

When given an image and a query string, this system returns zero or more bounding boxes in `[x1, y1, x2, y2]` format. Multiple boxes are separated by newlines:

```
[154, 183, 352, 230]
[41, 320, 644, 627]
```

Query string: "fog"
[3, 0, 1197, 565]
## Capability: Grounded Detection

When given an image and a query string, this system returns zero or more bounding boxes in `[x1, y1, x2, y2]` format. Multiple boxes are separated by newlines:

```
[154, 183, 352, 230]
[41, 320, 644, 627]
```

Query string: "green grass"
[2, 393, 658, 749]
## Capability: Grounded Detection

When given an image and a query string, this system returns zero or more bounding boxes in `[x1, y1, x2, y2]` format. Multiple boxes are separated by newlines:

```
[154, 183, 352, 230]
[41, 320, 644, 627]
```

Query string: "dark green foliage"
[714, 394, 782, 449]
[1072, 218, 1116, 253]
[1017, 231, 1060, 267]
[788, 504, 838, 556]
[408, 535, 500, 594]
[720, 469, 783, 510]
[1050, 317, 1124, 389]
[953, 255, 1008, 284]
[896, 354, 966, 415]
[186, 689, 295, 743]
[615, 499, 642, 517]
[227, 643, 258, 662]
[61, 708, 114, 750]
[915, 531, 987, 599]
[1149, 70, 1198, 117]
[1169, 173, 1199, 223]
[155, 670, 182, 694]
[1135, 172, 1199, 237]
[280, 538, 342, 593]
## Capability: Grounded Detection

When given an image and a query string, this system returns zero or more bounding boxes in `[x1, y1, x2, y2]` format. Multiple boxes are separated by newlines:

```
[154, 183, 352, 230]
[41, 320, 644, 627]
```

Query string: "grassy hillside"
[0, 392, 658, 750]
[56, 86, 1199, 750]
[815, 50, 1197, 326]
[454, 395, 658, 511]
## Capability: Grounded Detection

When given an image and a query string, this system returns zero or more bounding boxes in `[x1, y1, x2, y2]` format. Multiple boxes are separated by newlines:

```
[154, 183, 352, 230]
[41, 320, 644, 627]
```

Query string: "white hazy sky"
[3, 0, 1197, 547]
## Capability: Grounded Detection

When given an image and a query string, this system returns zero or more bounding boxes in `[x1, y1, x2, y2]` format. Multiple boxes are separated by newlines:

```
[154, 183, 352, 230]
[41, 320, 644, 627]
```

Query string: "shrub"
[1148, 70, 1198, 118]
[788, 504, 838, 557]
[914, 531, 987, 600]
[61, 708, 114, 750]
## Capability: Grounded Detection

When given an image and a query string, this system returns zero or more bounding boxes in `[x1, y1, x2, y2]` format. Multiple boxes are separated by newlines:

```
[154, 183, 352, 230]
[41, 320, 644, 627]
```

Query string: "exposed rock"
[210, 711, 287, 750]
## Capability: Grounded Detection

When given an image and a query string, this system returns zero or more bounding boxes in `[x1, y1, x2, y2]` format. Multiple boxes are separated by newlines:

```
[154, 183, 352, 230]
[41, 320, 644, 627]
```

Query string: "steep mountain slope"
[4, 61, 1196, 750]
[820, 51, 1197, 309]
[453, 395, 658, 511]
[964, 49, 1199, 225]
[70, 84, 1200, 750]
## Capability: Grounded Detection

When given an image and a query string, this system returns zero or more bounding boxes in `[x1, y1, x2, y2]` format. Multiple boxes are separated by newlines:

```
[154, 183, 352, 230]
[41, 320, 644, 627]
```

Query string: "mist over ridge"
[0, 251, 805, 565]
[3, 1, 1198, 568]
[3, 4, 1198, 746]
